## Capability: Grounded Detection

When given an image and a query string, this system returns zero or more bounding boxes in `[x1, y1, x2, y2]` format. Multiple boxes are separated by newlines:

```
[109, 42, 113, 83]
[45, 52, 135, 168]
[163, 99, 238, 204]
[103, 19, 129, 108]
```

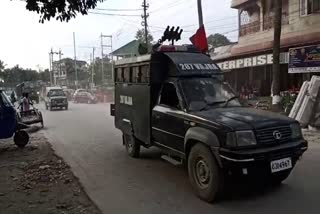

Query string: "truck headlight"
[226, 131, 257, 147]
[290, 123, 302, 139]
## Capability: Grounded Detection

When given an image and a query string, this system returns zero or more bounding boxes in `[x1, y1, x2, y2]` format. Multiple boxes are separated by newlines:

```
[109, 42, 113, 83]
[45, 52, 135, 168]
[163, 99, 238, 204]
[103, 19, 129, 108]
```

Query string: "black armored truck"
[110, 44, 308, 202]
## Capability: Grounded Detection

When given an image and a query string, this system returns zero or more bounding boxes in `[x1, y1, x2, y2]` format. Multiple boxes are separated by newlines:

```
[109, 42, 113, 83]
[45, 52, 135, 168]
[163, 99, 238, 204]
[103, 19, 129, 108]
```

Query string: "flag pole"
[197, 0, 204, 27]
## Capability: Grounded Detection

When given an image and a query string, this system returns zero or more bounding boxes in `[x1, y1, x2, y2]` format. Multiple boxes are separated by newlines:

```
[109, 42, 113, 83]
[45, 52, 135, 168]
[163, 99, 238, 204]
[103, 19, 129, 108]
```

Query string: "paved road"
[40, 103, 320, 214]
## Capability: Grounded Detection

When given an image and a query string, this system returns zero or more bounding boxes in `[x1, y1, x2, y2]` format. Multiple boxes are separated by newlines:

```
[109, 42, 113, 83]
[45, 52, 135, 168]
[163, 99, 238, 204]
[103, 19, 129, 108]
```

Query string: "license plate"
[270, 157, 292, 173]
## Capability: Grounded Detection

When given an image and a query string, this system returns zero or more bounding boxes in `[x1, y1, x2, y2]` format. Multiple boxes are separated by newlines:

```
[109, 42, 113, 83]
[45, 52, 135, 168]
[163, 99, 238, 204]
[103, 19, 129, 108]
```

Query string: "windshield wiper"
[224, 96, 239, 107]
[198, 101, 225, 111]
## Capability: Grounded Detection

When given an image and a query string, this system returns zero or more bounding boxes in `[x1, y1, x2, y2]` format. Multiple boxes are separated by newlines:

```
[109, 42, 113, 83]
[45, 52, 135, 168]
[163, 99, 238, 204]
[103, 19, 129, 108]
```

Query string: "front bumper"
[217, 140, 308, 176]
[51, 102, 68, 107]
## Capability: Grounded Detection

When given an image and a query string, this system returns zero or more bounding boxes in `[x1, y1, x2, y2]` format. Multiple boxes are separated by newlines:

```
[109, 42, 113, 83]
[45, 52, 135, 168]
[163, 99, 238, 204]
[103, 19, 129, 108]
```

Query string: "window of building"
[301, 0, 320, 16]
[240, 10, 250, 25]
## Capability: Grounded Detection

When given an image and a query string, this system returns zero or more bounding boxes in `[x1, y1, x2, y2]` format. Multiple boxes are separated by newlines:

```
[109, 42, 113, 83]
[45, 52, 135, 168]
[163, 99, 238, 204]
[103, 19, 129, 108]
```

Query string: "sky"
[0, 0, 238, 70]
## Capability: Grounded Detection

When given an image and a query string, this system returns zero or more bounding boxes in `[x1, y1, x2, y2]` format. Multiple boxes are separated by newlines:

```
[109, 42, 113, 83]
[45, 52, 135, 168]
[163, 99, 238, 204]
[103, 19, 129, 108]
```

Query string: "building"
[52, 58, 87, 87]
[212, 0, 320, 96]
[112, 40, 141, 59]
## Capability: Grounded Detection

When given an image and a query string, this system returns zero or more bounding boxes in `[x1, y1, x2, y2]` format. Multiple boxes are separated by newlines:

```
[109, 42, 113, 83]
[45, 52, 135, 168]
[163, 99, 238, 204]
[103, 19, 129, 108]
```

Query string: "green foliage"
[21, 0, 104, 22]
[135, 29, 154, 44]
[0, 60, 4, 72]
[207, 33, 231, 51]
[0, 60, 50, 87]
[88, 57, 112, 85]
[1, 65, 39, 87]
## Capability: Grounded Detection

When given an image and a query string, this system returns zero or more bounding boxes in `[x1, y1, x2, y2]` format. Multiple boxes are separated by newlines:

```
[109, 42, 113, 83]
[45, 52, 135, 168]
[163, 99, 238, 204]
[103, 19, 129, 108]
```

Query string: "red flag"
[189, 26, 208, 53]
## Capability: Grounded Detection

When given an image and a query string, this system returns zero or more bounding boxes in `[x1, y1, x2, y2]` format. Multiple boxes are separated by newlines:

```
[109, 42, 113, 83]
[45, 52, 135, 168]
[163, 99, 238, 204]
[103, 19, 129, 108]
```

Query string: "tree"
[207, 33, 231, 51]
[20, 0, 104, 22]
[271, 0, 282, 107]
[88, 57, 112, 85]
[1, 65, 39, 87]
[0, 60, 4, 72]
[135, 29, 154, 44]
[0, 60, 5, 82]
[39, 69, 50, 83]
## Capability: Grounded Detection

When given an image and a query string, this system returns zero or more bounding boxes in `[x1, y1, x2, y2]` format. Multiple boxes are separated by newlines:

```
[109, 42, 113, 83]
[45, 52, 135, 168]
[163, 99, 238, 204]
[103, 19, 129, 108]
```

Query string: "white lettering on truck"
[120, 95, 133, 106]
[179, 63, 218, 71]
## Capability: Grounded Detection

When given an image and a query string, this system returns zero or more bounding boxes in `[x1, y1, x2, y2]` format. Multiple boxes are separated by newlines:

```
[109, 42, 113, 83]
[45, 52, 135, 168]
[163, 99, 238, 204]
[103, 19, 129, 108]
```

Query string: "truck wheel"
[14, 131, 29, 148]
[188, 143, 224, 203]
[45, 103, 48, 110]
[123, 134, 140, 158]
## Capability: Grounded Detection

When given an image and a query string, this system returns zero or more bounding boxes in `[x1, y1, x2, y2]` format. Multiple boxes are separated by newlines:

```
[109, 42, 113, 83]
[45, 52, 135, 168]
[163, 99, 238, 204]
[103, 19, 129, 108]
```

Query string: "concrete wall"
[233, 0, 320, 55]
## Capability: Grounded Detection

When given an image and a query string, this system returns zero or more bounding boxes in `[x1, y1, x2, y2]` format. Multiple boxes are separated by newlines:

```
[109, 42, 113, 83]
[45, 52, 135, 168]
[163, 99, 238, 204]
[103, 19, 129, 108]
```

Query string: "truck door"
[152, 82, 186, 153]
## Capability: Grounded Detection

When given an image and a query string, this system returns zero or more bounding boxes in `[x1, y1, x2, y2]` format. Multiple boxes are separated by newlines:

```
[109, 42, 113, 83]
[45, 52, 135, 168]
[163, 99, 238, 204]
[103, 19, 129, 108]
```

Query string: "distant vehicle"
[111, 44, 308, 202]
[63, 88, 75, 101]
[73, 89, 87, 99]
[16, 82, 40, 104]
[44, 87, 68, 111]
[73, 92, 97, 104]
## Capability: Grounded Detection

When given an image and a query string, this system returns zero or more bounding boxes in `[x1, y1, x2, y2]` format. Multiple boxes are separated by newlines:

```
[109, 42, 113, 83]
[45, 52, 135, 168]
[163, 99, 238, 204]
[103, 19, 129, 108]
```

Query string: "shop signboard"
[289, 45, 320, 73]
[217, 52, 288, 70]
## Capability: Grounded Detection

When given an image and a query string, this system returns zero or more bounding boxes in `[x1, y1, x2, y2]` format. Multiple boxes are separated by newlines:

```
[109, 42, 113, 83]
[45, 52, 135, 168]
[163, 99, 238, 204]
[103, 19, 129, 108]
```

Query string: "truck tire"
[45, 103, 48, 110]
[123, 134, 140, 158]
[188, 143, 224, 203]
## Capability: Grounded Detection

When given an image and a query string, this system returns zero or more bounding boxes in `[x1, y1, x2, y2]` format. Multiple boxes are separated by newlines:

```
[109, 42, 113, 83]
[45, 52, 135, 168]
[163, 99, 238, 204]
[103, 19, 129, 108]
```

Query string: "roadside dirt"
[0, 133, 101, 214]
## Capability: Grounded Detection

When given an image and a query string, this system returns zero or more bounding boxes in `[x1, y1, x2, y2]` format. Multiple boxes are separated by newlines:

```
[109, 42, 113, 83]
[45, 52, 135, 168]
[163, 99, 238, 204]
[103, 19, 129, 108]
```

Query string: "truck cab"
[111, 45, 307, 202]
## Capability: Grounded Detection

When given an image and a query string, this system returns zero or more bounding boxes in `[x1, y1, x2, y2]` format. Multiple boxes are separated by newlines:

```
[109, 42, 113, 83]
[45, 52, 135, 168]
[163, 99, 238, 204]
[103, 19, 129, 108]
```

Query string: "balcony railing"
[263, 12, 289, 30]
[239, 20, 260, 36]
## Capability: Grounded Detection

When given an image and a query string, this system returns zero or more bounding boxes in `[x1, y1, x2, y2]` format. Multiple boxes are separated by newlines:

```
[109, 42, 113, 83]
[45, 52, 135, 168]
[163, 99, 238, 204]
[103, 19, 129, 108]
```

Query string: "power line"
[149, 0, 186, 13]
[88, 11, 141, 17]
[94, 8, 141, 11]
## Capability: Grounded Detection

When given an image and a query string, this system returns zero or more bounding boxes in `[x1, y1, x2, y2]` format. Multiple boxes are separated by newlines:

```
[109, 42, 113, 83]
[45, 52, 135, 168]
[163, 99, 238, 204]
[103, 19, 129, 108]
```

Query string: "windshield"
[180, 77, 241, 111]
[49, 90, 65, 97]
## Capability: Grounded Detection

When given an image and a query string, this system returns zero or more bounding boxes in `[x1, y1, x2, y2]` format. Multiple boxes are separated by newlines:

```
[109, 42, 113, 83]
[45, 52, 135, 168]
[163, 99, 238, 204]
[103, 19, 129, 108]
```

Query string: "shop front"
[214, 47, 319, 99]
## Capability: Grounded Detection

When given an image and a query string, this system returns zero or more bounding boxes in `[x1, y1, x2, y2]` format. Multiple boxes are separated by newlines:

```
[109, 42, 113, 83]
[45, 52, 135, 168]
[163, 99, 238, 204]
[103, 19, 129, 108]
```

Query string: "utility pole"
[50, 49, 59, 86]
[100, 33, 104, 83]
[57, 49, 63, 86]
[142, 0, 149, 46]
[49, 51, 52, 86]
[271, 0, 282, 106]
[100, 34, 113, 83]
[92, 47, 95, 88]
[73, 32, 78, 89]
[197, 0, 204, 27]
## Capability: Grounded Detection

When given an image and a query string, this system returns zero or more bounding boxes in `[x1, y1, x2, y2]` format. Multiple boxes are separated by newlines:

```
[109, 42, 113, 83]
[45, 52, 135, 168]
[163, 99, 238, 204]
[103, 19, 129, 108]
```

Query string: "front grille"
[256, 126, 292, 144]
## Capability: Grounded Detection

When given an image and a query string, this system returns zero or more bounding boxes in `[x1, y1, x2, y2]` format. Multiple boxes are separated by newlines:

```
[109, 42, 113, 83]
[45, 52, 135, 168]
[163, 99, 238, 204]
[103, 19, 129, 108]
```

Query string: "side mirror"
[110, 104, 115, 116]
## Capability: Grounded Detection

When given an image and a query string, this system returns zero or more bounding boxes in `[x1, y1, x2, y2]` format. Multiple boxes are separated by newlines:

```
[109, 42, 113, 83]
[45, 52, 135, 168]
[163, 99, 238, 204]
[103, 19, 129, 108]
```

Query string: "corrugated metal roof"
[112, 40, 140, 57]
[210, 44, 236, 61]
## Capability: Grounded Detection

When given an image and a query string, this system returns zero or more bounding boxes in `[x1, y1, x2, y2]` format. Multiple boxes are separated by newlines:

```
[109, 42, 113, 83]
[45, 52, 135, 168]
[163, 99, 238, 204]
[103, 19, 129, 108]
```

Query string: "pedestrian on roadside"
[21, 93, 33, 112]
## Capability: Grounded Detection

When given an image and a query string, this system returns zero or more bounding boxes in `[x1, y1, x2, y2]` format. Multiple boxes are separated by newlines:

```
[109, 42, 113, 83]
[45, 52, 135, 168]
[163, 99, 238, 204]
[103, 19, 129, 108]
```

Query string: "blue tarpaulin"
[0, 91, 16, 139]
